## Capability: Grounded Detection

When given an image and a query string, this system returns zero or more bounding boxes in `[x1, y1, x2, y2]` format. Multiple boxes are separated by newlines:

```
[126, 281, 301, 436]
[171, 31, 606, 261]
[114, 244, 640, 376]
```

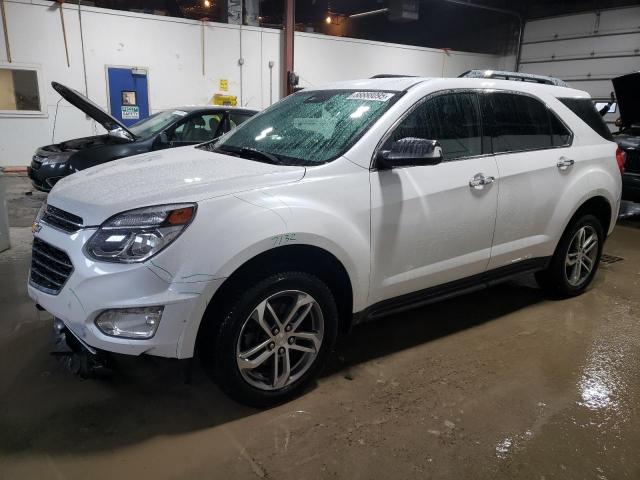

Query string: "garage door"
[518, 6, 640, 131]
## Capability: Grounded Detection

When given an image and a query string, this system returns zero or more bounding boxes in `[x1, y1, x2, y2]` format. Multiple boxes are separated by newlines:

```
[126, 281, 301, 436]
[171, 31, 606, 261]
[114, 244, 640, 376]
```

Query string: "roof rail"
[370, 74, 417, 79]
[459, 70, 568, 87]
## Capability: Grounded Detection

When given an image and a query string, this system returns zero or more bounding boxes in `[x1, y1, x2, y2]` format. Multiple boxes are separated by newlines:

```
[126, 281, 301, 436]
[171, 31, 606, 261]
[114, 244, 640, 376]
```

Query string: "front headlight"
[84, 203, 197, 263]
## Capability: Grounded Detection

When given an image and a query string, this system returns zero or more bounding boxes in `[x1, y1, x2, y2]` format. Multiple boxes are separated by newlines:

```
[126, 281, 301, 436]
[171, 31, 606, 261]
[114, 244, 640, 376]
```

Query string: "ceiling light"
[204, 0, 211, 7]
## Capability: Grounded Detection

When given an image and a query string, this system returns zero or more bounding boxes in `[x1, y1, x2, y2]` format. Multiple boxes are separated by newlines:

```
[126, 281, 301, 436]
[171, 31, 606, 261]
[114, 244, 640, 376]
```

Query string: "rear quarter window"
[559, 98, 614, 141]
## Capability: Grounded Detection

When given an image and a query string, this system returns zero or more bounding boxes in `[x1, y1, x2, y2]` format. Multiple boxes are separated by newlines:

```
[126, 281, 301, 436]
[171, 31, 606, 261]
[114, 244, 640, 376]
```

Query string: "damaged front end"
[51, 316, 111, 378]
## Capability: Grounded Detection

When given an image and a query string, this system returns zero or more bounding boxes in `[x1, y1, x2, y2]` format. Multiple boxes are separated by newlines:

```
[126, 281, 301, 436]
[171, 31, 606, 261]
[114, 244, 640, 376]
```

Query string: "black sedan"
[28, 82, 258, 192]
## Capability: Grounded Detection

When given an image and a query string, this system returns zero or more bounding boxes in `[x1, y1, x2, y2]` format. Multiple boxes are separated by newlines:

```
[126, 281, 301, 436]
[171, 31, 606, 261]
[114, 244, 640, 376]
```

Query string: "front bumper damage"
[51, 317, 111, 377]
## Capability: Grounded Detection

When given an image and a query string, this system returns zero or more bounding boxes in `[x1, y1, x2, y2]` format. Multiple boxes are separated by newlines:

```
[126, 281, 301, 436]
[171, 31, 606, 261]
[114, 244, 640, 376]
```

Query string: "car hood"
[612, 72, 640, 128]
[47, 146, 306, 225]
[52, 82, 135, 138]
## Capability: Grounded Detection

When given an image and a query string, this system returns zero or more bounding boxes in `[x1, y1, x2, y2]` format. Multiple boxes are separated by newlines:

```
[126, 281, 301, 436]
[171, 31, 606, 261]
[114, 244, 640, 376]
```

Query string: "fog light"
[95, 307, 164, 339]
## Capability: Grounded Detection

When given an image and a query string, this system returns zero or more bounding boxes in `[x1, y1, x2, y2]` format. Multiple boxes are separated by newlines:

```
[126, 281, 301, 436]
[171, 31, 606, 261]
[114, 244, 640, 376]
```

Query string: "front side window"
[211, 90, 398, 165]
[481, 92, 559, 153]
[383, 92, 482, 160]
[0, 67, 41, 113]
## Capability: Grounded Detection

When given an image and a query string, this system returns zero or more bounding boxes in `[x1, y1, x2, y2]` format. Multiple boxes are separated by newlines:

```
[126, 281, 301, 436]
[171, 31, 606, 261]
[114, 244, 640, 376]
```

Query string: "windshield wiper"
[216, 145, 283, 165]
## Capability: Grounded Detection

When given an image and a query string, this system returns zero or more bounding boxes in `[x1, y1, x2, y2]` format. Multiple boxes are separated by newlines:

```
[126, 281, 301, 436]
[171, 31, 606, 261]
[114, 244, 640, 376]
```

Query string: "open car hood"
[51, 82, 135, 138]
[612, 72, 640, 128]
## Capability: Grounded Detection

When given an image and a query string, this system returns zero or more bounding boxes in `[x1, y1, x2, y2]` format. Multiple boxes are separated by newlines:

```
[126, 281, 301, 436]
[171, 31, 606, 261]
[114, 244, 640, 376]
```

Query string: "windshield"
[129, 110, 189, 138]
[211, 90, 398, 165]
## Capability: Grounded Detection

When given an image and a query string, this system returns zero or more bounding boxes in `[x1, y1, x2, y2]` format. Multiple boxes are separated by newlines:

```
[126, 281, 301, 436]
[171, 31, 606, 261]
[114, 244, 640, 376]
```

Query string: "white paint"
[519, 5, 640, 130]
[30, 76, 620, 360]
[0, 0, 509, 167]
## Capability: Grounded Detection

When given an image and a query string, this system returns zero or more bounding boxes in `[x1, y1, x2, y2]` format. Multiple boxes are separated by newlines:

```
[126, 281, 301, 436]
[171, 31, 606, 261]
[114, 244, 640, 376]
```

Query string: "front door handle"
[557, 157, 575, 170]
[469, 173, 495, 189]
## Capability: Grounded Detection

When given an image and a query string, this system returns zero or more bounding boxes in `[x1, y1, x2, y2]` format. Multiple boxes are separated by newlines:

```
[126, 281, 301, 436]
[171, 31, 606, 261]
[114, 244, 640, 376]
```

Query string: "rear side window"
[559, 98, 614, 141]
[384, 92, 482, 160]
[481, 92, 571, 153]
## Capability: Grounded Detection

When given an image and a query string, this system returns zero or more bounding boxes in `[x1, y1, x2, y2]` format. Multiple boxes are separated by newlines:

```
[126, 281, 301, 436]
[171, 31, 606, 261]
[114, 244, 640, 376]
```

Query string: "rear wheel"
[204, 271, 338, 407]
[535, 214, 604, 297]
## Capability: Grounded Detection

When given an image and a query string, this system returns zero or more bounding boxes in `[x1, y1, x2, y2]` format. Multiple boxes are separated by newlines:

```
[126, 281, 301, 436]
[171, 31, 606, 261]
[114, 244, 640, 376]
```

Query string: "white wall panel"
[240, 28, 264, 109]
[260, 30, 282, 107]
[0, 1, 94, 165]
[294, 32, 506, 88]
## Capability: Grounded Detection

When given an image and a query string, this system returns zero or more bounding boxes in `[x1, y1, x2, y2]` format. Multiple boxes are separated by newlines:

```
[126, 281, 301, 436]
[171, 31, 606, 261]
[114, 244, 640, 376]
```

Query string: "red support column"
[282, 0, 294, 97]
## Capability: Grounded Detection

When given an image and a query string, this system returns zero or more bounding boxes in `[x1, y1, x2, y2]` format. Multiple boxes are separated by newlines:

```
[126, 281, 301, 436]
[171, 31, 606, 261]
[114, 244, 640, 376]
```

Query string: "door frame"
[104, 65, 151, 117]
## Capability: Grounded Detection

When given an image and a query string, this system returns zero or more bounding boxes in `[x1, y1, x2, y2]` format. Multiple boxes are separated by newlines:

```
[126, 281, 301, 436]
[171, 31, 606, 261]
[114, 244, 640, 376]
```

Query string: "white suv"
[29, 76, 622, 406]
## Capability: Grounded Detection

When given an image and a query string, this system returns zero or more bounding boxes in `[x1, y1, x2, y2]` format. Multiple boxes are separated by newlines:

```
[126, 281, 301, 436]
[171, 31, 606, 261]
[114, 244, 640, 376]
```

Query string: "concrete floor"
[1, 175, 640, 479]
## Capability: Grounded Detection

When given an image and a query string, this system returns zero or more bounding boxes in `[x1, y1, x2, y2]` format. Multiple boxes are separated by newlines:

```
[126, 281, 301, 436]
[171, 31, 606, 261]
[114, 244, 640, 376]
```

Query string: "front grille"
[30, 238, 74, 295]
[42, 205, 83, 233]
[625, 150, 640, 173]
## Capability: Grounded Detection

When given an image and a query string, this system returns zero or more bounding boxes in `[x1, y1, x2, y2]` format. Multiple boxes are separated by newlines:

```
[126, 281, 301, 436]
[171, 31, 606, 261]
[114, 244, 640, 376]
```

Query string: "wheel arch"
[195, 244, 355, 355]
[566, 195, 613, 236]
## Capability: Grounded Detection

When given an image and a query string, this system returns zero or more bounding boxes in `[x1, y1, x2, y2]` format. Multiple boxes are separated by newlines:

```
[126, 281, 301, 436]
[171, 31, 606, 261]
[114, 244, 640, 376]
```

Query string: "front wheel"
[535, 214, 604, 297]
[206, 271, 338, 407]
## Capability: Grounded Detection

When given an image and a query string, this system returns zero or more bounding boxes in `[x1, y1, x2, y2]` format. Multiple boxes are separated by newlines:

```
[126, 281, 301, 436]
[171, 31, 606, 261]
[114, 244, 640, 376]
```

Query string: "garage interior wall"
[518, 5, 640, 131]
[0, 0, 510, 167]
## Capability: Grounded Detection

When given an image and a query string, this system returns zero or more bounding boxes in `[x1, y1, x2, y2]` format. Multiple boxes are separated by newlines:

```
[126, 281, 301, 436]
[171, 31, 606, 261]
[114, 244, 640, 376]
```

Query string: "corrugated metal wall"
[518, 5, 640, 130]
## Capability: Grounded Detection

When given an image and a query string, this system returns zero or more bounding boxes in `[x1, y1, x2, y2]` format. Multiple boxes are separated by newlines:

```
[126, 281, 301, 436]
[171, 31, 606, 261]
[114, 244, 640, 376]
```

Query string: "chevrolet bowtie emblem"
[32, 221, 42, 234]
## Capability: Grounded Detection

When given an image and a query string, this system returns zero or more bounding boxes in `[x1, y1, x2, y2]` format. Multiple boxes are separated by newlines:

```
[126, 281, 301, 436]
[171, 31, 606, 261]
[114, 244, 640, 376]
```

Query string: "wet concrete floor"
[1, 175, 640, 479]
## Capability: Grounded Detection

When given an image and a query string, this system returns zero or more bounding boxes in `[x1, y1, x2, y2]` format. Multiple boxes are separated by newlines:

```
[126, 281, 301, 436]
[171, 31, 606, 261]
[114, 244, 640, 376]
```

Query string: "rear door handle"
[557, 157, 575, 170]
[469, 173, 495, 189]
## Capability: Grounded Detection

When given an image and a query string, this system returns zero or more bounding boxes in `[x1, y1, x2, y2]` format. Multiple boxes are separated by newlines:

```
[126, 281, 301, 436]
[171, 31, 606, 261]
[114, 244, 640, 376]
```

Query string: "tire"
[535, 214, 604, 298]
[203, 271, 338, 407]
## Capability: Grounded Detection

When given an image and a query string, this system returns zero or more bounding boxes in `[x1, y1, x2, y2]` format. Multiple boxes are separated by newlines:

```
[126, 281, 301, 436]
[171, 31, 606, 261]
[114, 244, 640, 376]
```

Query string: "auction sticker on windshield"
[346, 92, 394, 102]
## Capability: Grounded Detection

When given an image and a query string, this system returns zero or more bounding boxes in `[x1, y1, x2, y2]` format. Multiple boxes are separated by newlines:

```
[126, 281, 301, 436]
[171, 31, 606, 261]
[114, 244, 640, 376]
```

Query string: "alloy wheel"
[236, 290, 324, 391]
[565, 225, 599, 287]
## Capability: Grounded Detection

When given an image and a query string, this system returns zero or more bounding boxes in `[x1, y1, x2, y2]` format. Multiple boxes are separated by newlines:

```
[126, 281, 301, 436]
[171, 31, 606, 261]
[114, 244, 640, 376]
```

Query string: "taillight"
[616, 147, 626, 174]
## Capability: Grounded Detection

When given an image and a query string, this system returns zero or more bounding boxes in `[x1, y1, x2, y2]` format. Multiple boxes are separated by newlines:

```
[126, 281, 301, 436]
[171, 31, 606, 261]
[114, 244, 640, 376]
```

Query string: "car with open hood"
[27, 82, 257, 192]
[611, 72, 640, 202]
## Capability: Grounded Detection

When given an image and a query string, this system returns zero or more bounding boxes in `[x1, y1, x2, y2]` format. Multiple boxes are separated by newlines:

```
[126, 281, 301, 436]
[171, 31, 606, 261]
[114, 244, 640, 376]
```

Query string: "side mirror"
[377, 138, 443, 169]
[153, 131, 171, 149]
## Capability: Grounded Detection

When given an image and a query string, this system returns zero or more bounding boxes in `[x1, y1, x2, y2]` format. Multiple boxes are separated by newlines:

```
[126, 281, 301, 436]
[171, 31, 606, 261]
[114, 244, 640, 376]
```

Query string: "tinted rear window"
[481, 92, 571, 153]
[559, 98, 614, 141]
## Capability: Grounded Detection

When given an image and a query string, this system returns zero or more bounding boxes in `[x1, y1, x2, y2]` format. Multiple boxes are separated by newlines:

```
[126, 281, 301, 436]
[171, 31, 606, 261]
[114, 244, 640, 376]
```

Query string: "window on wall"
[0, 66, 44, 115]
[384, 92, 483, 160]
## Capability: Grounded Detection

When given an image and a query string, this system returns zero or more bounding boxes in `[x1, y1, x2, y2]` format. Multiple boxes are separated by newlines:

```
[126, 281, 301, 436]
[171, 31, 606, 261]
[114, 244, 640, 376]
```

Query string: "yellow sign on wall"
[219, 79, 228, 92]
